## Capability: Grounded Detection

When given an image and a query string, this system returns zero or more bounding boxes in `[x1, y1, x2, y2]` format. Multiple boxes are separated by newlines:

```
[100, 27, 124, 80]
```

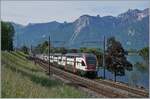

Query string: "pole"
[115, 70, 116, 82]
[48, 36, 50, 76]
[30, 45, 32, 54]
[15, 33, 18, 51]
[103, 36, 106, 79]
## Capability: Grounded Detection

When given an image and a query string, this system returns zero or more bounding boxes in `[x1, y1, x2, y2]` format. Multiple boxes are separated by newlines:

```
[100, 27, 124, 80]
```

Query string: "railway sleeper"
[34, 58, 148, 98]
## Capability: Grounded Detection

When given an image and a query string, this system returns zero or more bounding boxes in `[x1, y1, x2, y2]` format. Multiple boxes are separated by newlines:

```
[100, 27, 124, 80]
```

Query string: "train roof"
[53, 53, 62, 55]
[65, 53, 82, 57]
[65, 53, 96, 57]
[41, 53, 96, 57]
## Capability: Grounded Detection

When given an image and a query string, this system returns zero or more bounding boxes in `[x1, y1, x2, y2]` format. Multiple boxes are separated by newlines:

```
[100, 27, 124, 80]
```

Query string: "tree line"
[1, 21, 15, 51]
[30, 37, 133, 81]
[1, 20, 148, 82]
[1, 20, 133, 81]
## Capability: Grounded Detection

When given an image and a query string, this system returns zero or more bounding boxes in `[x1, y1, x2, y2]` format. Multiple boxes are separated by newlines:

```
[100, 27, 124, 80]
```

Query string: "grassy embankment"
[1, 51, 87, 98]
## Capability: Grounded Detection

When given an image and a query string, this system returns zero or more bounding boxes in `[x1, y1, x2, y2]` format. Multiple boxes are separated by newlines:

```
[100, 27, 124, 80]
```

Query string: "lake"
[97, 55, 149, 90]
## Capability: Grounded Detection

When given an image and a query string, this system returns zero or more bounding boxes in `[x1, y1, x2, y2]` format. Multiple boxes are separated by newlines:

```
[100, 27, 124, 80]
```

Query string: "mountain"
[12, 8, 149, 49]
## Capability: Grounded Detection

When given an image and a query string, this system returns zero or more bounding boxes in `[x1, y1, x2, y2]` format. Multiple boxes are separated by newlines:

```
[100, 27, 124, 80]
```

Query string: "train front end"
[84, 54, 98, 77]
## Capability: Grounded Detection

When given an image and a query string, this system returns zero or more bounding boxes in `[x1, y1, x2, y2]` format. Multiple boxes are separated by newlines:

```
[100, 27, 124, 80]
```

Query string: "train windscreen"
[86, 56, 97, 66]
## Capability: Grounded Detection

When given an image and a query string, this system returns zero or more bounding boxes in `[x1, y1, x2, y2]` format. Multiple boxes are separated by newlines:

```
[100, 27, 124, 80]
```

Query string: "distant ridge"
[12, 8, 149, 49]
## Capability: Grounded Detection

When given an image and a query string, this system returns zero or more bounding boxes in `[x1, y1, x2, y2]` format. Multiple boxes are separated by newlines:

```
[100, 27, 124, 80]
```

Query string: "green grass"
[1, 51, 88, 98]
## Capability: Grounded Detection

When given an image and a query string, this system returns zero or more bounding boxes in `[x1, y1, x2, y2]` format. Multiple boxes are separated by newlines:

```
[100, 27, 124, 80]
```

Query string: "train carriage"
[37, 53, 98, 77]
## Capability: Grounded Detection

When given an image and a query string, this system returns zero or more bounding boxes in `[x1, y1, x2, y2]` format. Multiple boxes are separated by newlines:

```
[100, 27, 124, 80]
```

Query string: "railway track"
[34, 58, 149, 98]
[94, 79, 149, 97]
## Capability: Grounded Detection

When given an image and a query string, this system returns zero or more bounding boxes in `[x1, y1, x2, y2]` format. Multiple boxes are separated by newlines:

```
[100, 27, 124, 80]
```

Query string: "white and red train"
[36, 53, 98, 77]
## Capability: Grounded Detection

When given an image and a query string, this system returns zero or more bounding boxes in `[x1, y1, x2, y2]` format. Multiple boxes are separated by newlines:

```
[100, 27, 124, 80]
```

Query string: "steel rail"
[94, 79, 149, 97]
[35, 58, 128, 98]
[34, 58, 149, 98]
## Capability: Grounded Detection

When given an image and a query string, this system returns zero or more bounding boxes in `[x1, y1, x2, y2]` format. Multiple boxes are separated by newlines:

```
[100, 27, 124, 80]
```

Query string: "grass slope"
[1, 51, 87, 98]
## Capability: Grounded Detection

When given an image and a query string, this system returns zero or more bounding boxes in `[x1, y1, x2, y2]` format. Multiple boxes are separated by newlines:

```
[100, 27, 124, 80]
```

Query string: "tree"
[138, 47, 149, 61]
[33, 41, 52, 54]
[21, 45, 29, 54]
[59, 47, 67, 54]
[1, 21, 15, 51]
[106, 37, 132, 82]
[41, 41, 49, 53]
[135, 47, 149, 72]
[68, 49, 78, 53]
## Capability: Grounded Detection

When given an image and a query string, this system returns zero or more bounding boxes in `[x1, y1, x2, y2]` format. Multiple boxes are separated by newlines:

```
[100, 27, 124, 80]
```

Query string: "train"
[35, 53, 98, 77]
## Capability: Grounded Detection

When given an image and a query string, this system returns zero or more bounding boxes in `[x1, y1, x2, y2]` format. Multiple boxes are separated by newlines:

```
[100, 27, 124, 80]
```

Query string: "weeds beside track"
[34, 57, 149, 98]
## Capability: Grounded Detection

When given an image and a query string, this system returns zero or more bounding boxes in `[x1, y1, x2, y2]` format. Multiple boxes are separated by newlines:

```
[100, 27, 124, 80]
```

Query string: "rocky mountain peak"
[74, 15, 92, 33]
[76, 14, 92, 24]
[142, 8, 149, 17]
[12, 8, 149, 49]
[118, 8, 149, 21]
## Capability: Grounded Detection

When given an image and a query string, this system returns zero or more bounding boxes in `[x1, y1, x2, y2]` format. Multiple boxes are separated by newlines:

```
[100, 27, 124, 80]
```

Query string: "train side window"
[81, 61, 85, 66]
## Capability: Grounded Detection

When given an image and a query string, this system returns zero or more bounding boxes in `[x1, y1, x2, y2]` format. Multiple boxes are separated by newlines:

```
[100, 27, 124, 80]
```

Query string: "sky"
[1, 0, 149, 25]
